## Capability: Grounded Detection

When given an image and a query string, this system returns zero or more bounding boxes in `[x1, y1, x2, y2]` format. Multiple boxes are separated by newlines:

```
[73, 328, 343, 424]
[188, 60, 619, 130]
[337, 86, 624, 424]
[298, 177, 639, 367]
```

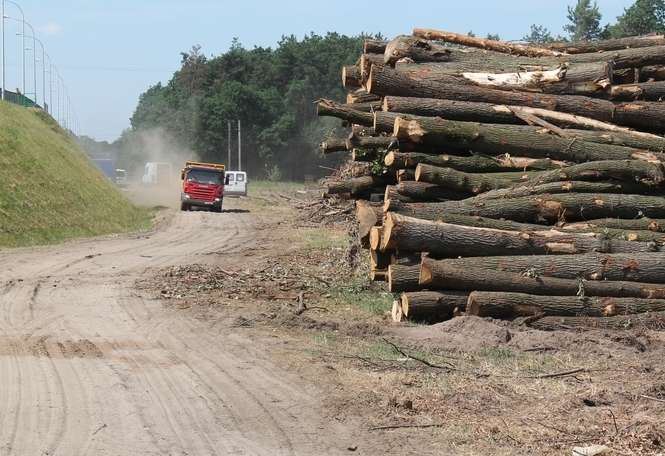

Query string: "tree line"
[82, 0, 665, 181]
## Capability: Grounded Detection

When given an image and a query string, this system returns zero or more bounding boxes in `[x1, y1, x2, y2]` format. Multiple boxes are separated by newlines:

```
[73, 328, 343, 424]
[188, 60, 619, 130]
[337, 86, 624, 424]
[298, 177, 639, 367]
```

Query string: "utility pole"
[227, 120, 231, 169]
[237, 119, 242, 172]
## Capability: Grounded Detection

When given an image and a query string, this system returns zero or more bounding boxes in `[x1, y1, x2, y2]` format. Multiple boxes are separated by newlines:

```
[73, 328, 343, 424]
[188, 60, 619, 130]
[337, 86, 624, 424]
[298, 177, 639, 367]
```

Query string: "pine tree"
[564, 0, 604, 40]
[523, 24, 555, 43]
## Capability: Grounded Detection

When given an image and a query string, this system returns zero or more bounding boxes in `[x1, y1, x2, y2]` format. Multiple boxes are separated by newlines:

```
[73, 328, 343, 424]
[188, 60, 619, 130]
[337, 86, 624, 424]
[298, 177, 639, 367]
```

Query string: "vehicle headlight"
[184, 194, 191, 199]
[214, 198, 221, 202]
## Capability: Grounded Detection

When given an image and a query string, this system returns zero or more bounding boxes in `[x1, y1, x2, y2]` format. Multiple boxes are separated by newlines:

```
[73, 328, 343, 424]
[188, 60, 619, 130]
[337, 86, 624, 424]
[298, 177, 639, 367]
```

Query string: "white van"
[142, 162, 173, 185]
[225, 171, 247, 196]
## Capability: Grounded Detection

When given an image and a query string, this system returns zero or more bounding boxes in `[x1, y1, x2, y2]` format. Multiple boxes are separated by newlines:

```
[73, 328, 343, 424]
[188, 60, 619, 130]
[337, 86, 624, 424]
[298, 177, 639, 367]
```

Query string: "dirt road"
[0, 201, 359, 455]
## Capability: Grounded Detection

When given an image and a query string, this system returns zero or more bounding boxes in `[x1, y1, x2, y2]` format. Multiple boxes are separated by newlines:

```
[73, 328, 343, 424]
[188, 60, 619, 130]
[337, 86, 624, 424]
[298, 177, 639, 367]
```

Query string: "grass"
[330, 275, 394, 315]
[249, 180, 304, 195]
[299, 226, 348, 250]
[0, 102, 151, 247]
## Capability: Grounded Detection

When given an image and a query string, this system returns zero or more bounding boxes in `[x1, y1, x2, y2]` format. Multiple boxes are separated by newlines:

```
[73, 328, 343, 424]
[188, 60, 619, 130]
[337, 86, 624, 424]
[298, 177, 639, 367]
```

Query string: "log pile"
[318, 29, 665, 331]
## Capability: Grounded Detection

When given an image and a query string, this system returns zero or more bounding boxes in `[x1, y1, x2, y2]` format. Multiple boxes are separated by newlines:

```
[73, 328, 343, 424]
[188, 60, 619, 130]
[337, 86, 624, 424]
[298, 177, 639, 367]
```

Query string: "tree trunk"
[419, 262, 665, 299]
[400, 291, 468, 323]
[473, 180, 657, 200]
[423, 252, 665, 283]
[317, 99, 374, 127]
[393, 116, 665, 164]
[384, 185, 415, 203]
[360, 53, 385, 84]
[347, 134, 399, 151]
[387, 193, 665, 224]
[467, 291, 665, 319]
[320, 137, 349, 154]
[370, 269, 387, 282]
[369, 226, 384, 251]
[545, 34, 665, 54]
[370, 247, 391, 270]
[397, 169, 415, 182]
[356, 200, 382, 248]
[529, 312, 665, 331]
[561, 218, 665, 233]
[385, 151, 567, 172]
[342, 65, 361, 89]
[327, 176, 390, 196]
[364, 39, 388, 54]
[382, 96, 665, 152]
[347, 89, 382, 104]
[387, 264, 422, 292]
[368, 65, 665, 132]
[415, 164, 516, 194]
[413, 28, 565, 58]
[523, 159, 665, 186]
[394, 180, 470, 202]
[609, 80, 665, 101]
[381, 213, 660, 257]
[384, 35, 451, 65]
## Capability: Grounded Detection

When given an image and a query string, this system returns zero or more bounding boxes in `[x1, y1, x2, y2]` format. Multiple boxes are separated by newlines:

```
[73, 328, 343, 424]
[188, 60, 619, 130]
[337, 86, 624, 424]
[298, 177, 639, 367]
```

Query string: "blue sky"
[2, 0, 635, 141]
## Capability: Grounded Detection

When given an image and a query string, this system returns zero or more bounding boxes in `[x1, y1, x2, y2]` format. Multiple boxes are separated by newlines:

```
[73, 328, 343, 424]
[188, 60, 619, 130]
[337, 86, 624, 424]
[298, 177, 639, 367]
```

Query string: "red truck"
[180, 161, 228, 212]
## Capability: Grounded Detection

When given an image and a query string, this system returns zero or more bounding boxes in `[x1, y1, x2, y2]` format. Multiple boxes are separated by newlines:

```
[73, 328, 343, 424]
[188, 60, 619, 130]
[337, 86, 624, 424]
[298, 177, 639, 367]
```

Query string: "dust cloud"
[124, 128, 199, 209]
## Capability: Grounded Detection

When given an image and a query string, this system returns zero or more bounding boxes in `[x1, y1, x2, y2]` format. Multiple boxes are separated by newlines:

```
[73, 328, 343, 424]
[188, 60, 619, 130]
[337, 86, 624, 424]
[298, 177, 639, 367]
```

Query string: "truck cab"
[180, 161, 226, 212]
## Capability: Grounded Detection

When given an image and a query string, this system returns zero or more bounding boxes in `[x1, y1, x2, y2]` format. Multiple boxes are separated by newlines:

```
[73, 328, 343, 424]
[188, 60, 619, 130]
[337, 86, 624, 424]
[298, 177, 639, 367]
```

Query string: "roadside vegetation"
[0, 102, 151, 247]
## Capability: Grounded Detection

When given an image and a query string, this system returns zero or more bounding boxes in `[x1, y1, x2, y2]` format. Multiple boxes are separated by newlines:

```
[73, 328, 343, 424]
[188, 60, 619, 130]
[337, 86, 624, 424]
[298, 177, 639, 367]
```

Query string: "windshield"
[186, 169, 223, 184]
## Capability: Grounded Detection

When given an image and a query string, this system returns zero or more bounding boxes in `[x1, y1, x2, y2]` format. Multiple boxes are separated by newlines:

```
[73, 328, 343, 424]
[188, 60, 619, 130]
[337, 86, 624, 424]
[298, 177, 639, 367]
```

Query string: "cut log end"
[369, 226, 383, 251]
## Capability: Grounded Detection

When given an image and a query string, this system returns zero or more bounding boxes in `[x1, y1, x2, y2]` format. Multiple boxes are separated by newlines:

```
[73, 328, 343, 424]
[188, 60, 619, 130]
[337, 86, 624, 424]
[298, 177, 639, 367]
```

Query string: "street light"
[4, 0, 25, 95]
[6, 15, 36, 104]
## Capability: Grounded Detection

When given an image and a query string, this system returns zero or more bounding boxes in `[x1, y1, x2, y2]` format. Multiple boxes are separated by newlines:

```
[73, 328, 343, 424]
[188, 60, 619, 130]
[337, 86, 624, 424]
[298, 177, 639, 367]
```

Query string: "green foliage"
[609, 0, 665, 37]
[523, 24, 556, 43]
[485, 33, 501, 41]
[125, 33, 377, 180]
[565, 0, 605, 40]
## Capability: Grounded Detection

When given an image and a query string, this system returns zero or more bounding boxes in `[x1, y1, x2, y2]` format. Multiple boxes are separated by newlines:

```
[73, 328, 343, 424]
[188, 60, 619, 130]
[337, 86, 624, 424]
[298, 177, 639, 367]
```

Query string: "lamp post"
[5, 0, 25, 95]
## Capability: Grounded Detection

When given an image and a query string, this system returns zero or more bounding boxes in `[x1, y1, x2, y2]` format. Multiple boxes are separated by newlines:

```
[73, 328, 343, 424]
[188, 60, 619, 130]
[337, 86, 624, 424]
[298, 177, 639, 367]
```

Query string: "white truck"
[224, 171, 248, 196]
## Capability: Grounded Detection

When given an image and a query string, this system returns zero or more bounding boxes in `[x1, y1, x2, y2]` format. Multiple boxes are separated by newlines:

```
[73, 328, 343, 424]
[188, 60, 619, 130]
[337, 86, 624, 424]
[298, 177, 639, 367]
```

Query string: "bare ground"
[1, 188, 664, 455]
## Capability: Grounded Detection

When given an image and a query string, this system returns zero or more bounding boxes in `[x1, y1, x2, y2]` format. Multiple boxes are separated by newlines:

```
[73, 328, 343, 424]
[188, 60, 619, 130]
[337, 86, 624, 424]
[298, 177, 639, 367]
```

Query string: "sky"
[1, 0, 636, 142]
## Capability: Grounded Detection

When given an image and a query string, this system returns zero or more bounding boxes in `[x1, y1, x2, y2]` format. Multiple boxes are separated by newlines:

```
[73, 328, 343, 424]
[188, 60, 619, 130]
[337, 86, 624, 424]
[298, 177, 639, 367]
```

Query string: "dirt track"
[0, 201, 358, 455]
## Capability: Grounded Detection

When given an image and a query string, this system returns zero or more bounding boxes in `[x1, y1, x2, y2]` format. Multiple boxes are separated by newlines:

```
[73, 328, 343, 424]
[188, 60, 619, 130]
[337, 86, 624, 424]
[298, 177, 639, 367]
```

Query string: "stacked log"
[317, 31, 665, 330]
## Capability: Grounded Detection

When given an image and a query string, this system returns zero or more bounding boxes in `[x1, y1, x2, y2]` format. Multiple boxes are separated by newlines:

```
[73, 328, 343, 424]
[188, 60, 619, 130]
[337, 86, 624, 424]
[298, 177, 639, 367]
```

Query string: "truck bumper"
[181, 193, 222, 209]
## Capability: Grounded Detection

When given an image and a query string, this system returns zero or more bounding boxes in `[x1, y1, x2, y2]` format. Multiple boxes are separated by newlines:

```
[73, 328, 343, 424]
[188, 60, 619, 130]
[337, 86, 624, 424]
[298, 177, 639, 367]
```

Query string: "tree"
[486, 33, 501, 41]
[609, 0, 665, 37]
[523, 24, 555, 43]
[564, 0, 604, 40]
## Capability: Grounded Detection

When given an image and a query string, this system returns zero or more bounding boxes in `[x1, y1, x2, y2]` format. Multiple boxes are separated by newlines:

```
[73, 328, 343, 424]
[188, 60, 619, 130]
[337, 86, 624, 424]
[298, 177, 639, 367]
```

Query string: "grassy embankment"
[0, 102, 151, 247]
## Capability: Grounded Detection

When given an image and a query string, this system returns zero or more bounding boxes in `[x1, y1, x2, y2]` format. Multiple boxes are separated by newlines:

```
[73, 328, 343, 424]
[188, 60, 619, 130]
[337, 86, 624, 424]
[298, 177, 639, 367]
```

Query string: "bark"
[415, 164, 515, 194]
[419, 262, 665, 299]
[327, 176, 390, 196]
[610, 80, 665, 101]
[523, 160, 665, 186]
[356, 200, 382, 248]
[320, 137, 349, 154]
[394, 180, 470, 202]
[317, 100, 374, 127]
[360, 53, 385, 84]
[364, 39, 388, 54]
[368, 65, 665, 132]
[342, 65, 361, 89]
[347, 89, 382, 104]
[388, 264, 422, 292]
[351, 125, 376, 137]
[545, 34, 665, 54]
[413, 28, 565, 58]
[561, 218, 665, 233]
[393, 116, 665, 164]
[423, 252, 665, 283]
[381, 213, 660, 257]
[385, 151, 566, 172]
[387, 193, 665, 224]
[467, 291, 665, 319]
[384, 185, 415, 203]
[397, 169, 415, 182]
[384, 35, 451, 65]
[473, 180, 656, 200]
[382, 96, 665, 152]
[347, 134, 399, 151]
[400, 291, 468, 323]
[529, 312, 665, 331]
